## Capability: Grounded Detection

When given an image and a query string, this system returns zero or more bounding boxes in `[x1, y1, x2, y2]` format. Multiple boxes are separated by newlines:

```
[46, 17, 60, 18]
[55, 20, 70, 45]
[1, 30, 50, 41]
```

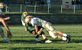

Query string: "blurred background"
[0, 0, 82, 25]
[1, 0, 82, 14]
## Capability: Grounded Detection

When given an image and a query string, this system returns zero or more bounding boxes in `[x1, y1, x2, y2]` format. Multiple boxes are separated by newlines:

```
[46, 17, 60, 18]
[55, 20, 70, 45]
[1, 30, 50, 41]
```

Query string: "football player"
[25, 15, 71, 43]
[21, 12, 52, 43]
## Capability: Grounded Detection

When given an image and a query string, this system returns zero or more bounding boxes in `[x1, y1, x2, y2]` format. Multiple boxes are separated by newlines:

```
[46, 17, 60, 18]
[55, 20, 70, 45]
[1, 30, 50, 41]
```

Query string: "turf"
[0, 24, 82, 50]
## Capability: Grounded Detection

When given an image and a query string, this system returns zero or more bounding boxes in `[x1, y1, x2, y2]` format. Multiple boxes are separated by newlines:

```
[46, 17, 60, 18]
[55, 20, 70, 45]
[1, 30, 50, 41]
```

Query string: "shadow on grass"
[10, 40, 43, 44]
[9, 47, 63, 50]
[71, 39, 82, 43]
[10, 39, 82, 44]
[0, 36, 82, 43]
[12, 36, 35, 38]
[70, 36, 82, 43]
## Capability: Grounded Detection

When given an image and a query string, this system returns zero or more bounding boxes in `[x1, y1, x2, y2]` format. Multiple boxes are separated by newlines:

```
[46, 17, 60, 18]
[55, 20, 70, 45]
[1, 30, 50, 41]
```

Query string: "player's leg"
[44, 22, 57, 38]
[32, 31, 41, 42]
[56, 31, 71, 43]
[32, 30, 52, 43]
[40, 31, 52, 43]
[0, 28, 9, 42]
[44, 23, 71, 43]
[49, 30, 71, 43]
[21, 20, 27, 31]
[48, 31, 57, 39]
[36, 26, 52, 43]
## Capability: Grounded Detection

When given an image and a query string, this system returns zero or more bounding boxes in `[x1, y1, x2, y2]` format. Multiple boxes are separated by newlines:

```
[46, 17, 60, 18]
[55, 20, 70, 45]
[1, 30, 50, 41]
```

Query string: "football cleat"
[45, 40, 52, 43]
[66, 35, 71, 43]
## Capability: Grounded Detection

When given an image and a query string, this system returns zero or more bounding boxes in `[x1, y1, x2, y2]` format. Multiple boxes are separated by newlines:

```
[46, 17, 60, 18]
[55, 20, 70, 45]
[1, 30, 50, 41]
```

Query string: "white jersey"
[30, 17, 46, 27]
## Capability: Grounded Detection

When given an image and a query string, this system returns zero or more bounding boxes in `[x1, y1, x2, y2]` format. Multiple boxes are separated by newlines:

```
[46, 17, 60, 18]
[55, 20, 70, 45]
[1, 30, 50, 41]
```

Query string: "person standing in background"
[0, 2, 12, 43]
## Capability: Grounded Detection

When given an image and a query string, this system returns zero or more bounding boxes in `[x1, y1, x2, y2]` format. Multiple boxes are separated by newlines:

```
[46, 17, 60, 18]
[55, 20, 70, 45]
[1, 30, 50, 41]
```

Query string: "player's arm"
[4, 17, 10, 20]
[37, 28, 43, 35]
[22, 21, 27, 31]
[35, 25, 38, 33]
[21, 15, 28, 31]
[0, 18, 12, 38]
[34, 25, 43, 35]
[21, 15, 25, 26]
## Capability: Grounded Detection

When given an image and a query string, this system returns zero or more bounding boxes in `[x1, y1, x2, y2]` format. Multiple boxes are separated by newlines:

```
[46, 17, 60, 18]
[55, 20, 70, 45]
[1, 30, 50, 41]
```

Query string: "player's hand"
[4, 17, 10, 20]
[7, 31, 12, 38]
[37, 31, 41, 35]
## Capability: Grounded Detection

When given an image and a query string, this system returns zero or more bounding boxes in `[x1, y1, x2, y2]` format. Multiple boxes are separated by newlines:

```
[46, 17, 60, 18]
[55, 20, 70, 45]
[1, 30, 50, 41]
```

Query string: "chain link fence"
[4, 4, 82, 14]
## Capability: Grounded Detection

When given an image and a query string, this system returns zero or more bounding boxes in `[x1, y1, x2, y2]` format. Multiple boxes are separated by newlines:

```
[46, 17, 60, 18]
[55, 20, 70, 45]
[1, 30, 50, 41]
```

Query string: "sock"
[62, 37, 67, 40]
[63, 34, 67, 37]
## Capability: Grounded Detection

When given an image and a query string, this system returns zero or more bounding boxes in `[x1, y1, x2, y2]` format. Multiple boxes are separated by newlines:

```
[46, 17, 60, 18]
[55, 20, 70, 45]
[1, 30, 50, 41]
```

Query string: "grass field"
[0, 24, 82, 50]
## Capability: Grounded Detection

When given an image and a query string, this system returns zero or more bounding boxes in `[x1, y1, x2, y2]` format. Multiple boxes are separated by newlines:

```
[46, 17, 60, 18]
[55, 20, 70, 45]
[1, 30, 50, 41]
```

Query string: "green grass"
[0, 24, 82, 50]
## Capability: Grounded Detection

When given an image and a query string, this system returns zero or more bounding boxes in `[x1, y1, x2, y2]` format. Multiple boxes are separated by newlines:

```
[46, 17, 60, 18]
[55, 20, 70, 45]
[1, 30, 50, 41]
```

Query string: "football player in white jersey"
[21, 13, 52, 43]
[25, 15, 71, 43]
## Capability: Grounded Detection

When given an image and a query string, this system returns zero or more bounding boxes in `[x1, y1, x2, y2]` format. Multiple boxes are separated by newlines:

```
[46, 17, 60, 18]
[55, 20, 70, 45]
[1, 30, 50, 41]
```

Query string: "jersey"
[26, 23, 35, 33]
[30, 17, 46, 27]
[30, 17, 54, 31]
